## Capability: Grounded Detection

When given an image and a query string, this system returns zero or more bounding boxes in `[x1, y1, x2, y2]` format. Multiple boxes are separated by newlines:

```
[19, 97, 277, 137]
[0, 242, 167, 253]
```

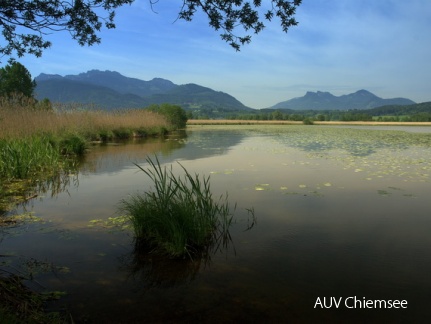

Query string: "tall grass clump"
[0, 136, 61, 180]
[119, 156, 234, 258]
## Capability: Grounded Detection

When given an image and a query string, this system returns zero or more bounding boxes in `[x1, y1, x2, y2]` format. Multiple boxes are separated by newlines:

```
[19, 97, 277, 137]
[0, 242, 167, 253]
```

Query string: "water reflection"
[77, 130, 247, 176]
[1, 125, 430, 322]
[1, 167, 80, 217]
[176, 129, 246, 160]
[120, 250, 206, 289]
[80, 136, 186, 175]
[119, 224, 237, 289]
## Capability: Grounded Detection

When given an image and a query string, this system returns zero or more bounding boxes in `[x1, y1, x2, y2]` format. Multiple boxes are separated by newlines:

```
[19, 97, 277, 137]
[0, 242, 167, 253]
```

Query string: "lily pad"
[255, 184, 270, 191]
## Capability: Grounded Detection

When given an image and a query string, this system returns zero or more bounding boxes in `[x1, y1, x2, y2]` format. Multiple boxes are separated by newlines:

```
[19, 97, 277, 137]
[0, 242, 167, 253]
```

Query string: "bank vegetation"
[0, 99, 186, 214]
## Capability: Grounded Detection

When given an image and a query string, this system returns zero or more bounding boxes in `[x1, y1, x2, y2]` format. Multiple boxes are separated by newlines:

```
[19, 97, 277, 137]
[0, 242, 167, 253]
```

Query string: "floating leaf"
[89, 219, 103, 224]
[255, 184, 270, 191]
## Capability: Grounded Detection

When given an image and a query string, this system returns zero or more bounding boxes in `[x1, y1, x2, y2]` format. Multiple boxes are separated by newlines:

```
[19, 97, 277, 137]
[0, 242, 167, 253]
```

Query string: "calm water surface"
[2, 125, 431, 323]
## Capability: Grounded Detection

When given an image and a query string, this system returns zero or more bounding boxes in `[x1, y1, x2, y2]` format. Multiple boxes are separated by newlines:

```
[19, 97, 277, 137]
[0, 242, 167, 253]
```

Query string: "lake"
[2, 125, 431, 323]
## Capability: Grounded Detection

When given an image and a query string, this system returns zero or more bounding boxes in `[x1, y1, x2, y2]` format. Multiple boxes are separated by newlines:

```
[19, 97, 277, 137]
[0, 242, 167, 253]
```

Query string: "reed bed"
[0, 103, 170, 140]
[119, 156, 234, 258]
[0, 102, 171, 179]
[0, 101, 173, 212]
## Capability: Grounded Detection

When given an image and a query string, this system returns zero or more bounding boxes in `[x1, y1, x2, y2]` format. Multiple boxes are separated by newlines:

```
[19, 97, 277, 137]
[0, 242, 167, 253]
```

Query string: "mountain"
[34, 78, 150, 109]
[61, 70, 176, 96]
[34, 70, 251, 112]
[271, 89, 415, 110]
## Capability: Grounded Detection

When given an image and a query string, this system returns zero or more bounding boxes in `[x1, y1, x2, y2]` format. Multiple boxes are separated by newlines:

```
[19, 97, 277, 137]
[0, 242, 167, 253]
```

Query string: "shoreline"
[187, 120, 431, 126]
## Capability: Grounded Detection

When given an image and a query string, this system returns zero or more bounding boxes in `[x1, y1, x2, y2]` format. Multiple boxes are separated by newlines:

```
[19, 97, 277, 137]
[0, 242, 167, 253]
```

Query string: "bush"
[303, 117, 314, 125]
[112, 127, 133, 139]
[119, 156, 234, 258]
[35, 98, 53, 111]
[146, 104, 188, 129]
[59, 134, 86, 156]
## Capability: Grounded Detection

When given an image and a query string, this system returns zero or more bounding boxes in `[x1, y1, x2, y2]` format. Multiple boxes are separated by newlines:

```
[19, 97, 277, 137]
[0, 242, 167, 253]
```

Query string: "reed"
[0, 136, 61, 180]
[0, 102, 172, 181]
[119, 156, 234, 258]
[0, 103, 170, 140]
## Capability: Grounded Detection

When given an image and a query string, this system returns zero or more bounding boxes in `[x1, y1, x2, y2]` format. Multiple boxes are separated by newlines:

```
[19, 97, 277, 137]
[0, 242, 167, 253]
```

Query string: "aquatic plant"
[0, 273, 66, 323]
[0, 136, 60, 180]
[119, 156, 234, 258]
[58, 133, 86, 156]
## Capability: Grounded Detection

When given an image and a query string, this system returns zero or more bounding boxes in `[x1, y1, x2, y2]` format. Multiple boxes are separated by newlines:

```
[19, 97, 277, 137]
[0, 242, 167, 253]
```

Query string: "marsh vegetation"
[0, 102, 181, 212]
[119, 156, 234, 258]
[0, 101, 188, 320]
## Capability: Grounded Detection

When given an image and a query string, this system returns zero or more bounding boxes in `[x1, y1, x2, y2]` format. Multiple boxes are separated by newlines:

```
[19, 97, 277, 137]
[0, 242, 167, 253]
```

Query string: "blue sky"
[11, 0, 431, 109]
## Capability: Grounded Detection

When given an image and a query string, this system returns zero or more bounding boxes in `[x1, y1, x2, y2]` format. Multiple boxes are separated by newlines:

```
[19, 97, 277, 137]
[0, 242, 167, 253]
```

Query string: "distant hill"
[34, 78, 149, 109]
[34, 70, 252, 112]
[271, 89, 415, 110]
[365, 101, 431, 116]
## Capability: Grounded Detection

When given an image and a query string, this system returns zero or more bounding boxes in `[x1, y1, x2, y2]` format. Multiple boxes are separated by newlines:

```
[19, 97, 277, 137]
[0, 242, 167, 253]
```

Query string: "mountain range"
[34, 70, 416, 112]
[34, 70, 251, 112]
[270, 90, 415, 110]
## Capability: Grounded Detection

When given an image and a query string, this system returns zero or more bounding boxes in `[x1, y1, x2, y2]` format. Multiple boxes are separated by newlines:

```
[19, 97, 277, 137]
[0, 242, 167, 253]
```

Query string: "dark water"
[2, 125, 431, 323]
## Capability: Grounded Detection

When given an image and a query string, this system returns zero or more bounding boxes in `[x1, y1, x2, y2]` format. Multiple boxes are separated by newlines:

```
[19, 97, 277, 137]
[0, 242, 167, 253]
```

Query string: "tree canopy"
[0, 61, 35, 97]
[0, 0, 301, 58]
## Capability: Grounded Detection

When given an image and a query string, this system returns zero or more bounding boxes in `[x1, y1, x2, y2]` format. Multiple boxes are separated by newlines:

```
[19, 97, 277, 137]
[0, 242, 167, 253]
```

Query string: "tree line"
[187, 106, 431, 122]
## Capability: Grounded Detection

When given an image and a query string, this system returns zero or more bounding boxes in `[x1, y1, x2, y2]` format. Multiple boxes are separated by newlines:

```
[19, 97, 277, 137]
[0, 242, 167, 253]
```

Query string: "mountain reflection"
[79, 129, 246, 175]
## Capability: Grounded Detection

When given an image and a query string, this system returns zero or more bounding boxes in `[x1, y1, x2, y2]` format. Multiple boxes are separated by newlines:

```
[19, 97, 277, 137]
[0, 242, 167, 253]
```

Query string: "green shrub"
[35, 98, 53, 111]
[98, 129, 114, 142]
[303, 117, 314, 125]
[119, 156, 234, 258]
[146, 104, 188, 129]
[113, 127, 133, 139]
[59, 134, 86, 156]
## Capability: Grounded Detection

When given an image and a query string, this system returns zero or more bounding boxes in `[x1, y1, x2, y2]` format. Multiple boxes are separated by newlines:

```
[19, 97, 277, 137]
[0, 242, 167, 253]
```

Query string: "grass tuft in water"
[0, 136, 60, 180]
[119, 156, 234, 258]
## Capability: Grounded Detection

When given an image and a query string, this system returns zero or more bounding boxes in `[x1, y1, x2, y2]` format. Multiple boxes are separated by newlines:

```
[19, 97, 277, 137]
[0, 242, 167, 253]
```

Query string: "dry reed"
[0, 102, 170, 139]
